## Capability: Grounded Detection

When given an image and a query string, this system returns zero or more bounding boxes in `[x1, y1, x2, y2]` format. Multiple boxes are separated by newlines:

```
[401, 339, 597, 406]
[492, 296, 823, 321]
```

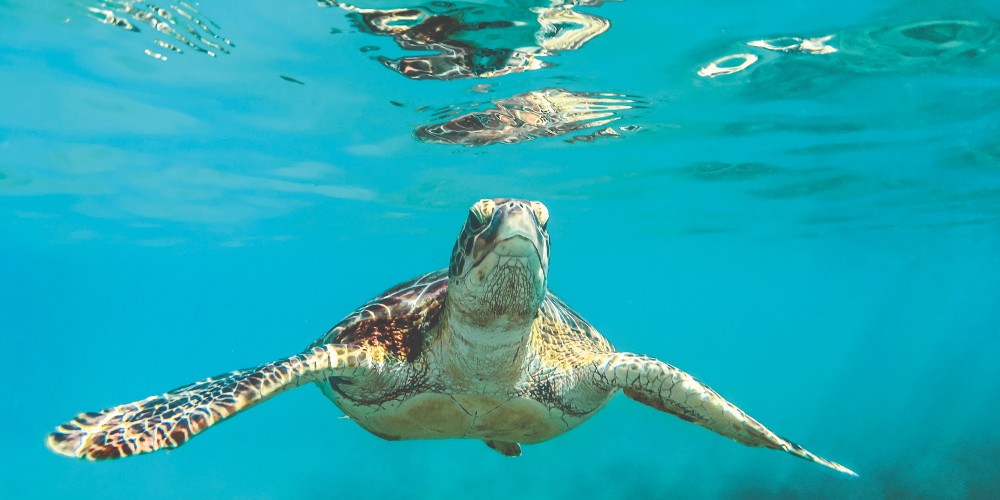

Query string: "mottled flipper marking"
[47, 344, 376, 460]
[597, 353, 857, 476]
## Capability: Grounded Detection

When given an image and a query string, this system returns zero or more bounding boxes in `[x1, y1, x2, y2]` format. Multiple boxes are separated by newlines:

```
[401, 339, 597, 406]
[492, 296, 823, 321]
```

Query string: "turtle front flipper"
[595, 352, 857, 476]
[47, 344, 377, 460]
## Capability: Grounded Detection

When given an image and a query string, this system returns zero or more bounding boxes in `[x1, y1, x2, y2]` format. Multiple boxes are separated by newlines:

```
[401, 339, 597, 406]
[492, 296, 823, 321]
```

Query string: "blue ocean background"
[3, 0, 1000, 498]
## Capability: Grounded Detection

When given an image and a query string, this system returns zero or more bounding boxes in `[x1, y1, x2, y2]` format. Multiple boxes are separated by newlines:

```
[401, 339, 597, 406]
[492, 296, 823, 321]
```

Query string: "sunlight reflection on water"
[85, 0, 234, 60]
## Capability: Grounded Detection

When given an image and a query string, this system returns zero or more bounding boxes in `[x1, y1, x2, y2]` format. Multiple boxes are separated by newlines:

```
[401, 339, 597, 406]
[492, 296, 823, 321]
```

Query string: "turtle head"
[446, 198, 550, 331]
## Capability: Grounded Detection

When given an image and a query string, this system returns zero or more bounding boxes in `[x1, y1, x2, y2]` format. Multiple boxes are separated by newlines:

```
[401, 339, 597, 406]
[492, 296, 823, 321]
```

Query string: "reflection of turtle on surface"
[417, 88, 637, 146]
[327, 0, 611, 80]
[47, 198, 856, 475]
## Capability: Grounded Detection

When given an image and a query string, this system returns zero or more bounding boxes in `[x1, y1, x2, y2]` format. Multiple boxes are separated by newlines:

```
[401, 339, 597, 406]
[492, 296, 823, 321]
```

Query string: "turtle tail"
[47, 345, 371, 460]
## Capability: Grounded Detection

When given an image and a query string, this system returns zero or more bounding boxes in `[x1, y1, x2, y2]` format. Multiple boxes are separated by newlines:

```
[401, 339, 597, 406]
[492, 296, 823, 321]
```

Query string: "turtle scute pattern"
[46, 345, 371, 460]
[315, 270, 448, 362]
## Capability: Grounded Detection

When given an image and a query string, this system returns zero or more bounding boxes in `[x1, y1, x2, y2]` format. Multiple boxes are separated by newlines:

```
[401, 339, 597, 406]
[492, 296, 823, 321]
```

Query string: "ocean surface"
[3, 0, 1000, 498]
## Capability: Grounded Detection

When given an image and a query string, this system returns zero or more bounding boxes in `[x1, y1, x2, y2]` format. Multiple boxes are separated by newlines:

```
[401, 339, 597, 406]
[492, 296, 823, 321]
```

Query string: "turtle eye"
[478, 199, 496, 219]
[466, 210, 486, 231]
[530, 201, 549, 229]
[467, 199, 495, 232]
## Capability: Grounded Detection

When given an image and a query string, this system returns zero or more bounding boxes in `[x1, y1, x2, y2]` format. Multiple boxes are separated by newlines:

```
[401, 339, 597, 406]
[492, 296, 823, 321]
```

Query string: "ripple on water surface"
[85, 0, 235, 60]
[695, 17, 1000, 93]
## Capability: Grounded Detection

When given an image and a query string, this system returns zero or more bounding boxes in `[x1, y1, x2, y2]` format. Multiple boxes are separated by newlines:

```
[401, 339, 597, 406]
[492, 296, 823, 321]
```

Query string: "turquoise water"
[3, 0, 1000, 497]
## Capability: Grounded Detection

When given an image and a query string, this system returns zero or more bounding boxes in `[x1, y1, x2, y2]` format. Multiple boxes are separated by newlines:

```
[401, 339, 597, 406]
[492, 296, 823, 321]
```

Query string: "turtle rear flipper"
[47, 344, 375, 460]
[484, 440, 521, 456]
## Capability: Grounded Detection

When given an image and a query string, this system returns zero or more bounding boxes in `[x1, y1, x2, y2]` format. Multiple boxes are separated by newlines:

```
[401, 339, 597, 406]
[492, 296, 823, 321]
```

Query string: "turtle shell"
[311, 269, 448, 362]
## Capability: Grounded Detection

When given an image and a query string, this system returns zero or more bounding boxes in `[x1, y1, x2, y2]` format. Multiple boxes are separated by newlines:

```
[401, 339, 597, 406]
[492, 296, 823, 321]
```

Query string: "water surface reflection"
[326, 0, 615, 79]
[85, 0, 234, 60]
[415, 88, 639, 145]
[697, 18, 1000, 81]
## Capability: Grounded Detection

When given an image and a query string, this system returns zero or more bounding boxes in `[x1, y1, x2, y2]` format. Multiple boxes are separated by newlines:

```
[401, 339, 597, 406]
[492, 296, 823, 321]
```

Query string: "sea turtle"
[47, 198, 856, 475]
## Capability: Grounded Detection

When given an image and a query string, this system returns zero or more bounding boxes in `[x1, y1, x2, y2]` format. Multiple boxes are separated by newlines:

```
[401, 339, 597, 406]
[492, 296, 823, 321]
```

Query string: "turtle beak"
[483, 201, 547, 269]
[497, 207, 541, 251]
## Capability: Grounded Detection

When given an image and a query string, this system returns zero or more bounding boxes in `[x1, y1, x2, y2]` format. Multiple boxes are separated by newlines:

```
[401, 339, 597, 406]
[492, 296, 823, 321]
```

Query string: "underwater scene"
[2, 0, 1000, 498]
